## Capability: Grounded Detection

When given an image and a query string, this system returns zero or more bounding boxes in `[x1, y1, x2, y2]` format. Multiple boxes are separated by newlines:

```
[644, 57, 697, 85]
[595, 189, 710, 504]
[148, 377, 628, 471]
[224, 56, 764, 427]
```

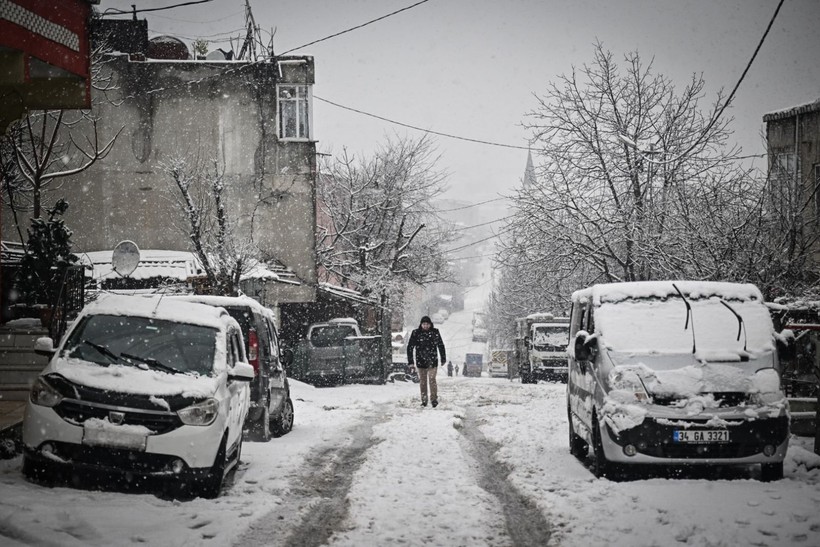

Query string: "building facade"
[764, 98, 820, 275]
[2, 19, 318, 306]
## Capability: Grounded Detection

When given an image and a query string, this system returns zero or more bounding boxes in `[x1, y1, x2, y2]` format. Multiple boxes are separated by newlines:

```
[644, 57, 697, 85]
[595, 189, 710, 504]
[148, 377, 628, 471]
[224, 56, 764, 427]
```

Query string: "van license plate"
[673, 430, 729, 443]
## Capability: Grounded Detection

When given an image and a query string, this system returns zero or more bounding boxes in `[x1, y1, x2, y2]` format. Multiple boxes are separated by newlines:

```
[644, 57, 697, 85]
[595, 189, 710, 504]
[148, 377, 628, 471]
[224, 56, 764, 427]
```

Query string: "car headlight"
[749, 368, 785, 406]
[609, 369, 651, 403]
[30, 376, 63, 407]
[177, 398, 219, 426]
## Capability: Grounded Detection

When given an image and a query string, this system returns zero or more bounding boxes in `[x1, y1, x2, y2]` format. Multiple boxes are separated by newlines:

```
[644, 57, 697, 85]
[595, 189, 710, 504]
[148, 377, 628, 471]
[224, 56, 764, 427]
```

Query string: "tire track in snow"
[234, 411, 384, 547]
[456, 399, 553, 546]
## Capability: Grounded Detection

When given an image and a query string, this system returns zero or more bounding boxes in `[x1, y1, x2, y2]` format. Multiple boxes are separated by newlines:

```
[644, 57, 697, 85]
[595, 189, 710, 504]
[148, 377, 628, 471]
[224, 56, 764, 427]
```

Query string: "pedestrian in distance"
[447, 360, 453, 377]
[406, 315, 446, 407]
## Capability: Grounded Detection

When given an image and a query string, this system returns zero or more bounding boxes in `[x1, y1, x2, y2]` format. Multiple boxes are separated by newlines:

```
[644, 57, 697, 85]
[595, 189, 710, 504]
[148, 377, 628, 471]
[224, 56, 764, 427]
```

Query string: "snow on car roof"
[83, 294, 229, 329]
[172, 294, 270, 314]
[573, 280, 764, 306]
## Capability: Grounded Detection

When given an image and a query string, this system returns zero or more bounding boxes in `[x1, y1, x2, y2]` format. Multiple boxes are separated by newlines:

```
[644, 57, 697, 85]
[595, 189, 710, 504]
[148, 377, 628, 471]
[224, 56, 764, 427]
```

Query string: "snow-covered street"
[2, 298, 819, 546]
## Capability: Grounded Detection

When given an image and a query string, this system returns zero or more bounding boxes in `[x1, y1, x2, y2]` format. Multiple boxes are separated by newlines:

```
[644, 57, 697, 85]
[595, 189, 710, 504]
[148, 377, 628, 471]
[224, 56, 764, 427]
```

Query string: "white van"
[567, 281, 791, 481]
[23, 295, 253, 498]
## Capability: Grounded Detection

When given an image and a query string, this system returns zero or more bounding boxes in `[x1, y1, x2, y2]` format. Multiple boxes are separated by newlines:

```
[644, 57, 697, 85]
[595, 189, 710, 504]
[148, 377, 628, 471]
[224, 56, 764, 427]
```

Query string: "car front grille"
[54, 399, 182, 434]
[651, 392, 748, 408]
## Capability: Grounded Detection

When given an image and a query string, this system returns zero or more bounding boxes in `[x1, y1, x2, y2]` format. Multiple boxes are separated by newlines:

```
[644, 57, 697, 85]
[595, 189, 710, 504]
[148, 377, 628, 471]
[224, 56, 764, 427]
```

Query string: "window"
[772, 153, 801, 217]
[278, 84, 311, 140]
[815, 164, 820, 220]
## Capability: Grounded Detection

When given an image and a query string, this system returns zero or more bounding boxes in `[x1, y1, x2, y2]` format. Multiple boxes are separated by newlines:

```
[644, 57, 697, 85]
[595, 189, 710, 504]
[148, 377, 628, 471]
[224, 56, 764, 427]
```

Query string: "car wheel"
[271, 397, 294, 437]
[199, 436, 227, 499]
[248, 402, 272, 442]
[22, 455, 62, 486]
[591, 414, 612, 479]
[760, 462, 783, 482]
[568, 410, 588, 459]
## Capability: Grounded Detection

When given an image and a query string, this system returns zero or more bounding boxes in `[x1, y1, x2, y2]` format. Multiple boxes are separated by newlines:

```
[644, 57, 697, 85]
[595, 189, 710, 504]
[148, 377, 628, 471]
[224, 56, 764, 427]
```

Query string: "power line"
[433, 197, 508, 212]
[278, 0, 432, 56]
[628, 0, 784, 166]
[102, 0, 214, 17]
[444, 224, 515, 255]
[453, 215, 514, 232]
[315, 95, 531, 151]
[98, 1, 435, 104]
[147, 9, 244, 24]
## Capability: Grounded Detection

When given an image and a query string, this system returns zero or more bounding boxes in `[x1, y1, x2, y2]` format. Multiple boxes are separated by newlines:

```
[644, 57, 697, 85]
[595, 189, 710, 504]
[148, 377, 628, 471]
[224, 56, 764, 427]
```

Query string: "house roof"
[79, 249, 204, 282]
[79, 249, 301, 286]
[762, 97, 820, 122]
[319, 282, 378, 306]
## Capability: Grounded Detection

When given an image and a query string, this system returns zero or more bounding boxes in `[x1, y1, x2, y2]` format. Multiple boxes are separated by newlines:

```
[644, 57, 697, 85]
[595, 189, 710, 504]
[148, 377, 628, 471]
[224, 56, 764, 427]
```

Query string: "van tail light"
[248, 329, 259, 376]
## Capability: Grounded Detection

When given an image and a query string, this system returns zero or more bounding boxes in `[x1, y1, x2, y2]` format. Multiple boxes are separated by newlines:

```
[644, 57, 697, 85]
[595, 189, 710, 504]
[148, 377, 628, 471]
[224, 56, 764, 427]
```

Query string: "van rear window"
[310, 325, 356, 347]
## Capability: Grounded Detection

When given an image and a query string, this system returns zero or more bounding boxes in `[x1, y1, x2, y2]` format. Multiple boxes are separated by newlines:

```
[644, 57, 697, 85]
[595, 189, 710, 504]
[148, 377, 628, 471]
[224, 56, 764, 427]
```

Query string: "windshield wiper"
[120, 352, 182, 374]
[720, 299, 748, 352]
[672, 283, 697, 354]
[81, 340, 119, 364]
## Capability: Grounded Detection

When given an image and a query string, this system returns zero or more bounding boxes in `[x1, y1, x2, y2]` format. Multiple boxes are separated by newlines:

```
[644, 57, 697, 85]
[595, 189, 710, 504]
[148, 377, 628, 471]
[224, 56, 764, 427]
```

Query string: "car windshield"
[310, 325, 356, 347]
[532, 326, 568, 348]
[63, 314, 218, 376]
[596, 296, 775, 355]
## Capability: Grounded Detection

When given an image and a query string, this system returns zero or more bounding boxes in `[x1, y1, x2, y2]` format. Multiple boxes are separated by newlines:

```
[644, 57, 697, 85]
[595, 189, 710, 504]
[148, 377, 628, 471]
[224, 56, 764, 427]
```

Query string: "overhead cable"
[278, 0, 433, 56]
[315, 95, 531, 151]
[102, 0, 214, 16]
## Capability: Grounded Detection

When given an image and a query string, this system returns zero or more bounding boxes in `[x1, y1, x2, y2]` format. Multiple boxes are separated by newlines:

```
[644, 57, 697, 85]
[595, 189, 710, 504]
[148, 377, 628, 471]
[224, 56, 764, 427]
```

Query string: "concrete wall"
[3, 55, 317, 304]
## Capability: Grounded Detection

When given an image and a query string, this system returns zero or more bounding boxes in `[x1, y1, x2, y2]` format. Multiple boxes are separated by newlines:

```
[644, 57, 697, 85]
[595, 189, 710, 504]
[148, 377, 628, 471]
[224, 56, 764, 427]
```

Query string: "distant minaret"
[523, 150, 537, 189]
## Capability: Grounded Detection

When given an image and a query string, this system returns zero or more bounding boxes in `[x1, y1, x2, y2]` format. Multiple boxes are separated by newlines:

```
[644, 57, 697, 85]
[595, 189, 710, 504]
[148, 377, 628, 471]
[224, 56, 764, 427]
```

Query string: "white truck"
[514, 313, 570, 384]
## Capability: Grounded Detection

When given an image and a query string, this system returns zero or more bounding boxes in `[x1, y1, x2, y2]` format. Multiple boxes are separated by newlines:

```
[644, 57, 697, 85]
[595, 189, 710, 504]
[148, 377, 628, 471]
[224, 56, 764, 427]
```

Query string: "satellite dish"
[112, 240, 140, 277]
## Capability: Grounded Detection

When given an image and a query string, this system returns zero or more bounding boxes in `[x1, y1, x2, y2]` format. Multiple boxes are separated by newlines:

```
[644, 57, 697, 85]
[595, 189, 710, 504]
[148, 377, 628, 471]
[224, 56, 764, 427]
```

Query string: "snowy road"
[2, 289, 820, 546]
[2, 375, 819, 547]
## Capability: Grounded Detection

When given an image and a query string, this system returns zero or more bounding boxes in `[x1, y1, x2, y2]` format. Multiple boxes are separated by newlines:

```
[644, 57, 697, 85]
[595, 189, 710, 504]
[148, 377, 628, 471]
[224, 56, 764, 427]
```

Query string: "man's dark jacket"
[407, 316, 446, 368]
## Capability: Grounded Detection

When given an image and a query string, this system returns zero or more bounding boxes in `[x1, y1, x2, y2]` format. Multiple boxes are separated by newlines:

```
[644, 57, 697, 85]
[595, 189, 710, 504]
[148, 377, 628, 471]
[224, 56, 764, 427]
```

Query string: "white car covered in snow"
[567, 281, 792, 481]
[22, 295, 253, 498]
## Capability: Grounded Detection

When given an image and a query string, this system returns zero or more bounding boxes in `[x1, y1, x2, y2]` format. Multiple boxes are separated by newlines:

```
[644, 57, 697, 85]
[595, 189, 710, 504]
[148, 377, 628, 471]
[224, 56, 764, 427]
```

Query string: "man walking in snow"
[406, 315, 446, 407]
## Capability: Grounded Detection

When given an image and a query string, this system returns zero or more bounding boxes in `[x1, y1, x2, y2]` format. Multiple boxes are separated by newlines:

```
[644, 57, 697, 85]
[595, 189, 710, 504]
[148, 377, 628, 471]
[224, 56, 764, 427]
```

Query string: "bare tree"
[494, 43, 779, 326]
[163, 157, 258, 296]
[317, 134, 456, 301]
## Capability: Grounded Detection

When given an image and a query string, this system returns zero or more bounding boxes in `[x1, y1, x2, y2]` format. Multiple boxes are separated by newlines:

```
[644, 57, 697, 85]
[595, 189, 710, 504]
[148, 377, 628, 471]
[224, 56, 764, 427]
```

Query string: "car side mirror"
[574, 332, 596, 362]
[34, 336, 56, 357]
[229, 361, 255, 382]
[281, 348, 294, 367]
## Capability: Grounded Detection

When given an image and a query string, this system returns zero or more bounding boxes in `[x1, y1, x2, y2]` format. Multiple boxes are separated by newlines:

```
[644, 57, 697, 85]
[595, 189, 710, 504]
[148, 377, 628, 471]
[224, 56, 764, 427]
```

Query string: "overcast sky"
[101, 0, 820, 201]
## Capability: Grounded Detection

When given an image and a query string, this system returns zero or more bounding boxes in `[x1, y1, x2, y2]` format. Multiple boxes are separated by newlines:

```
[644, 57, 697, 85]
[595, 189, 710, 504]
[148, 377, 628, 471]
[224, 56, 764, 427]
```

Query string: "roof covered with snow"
[80, 250, 301, 287]
[83, 293, 230, 330]
[80, 250, 204, 282]
[574, 280, 764, 306]
[763, 97, 820, 121]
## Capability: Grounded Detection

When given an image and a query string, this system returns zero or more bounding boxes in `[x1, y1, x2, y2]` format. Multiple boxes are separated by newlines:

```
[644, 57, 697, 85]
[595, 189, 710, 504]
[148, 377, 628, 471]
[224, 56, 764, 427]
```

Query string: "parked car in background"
[22, 295, 253, 498]
[568, 281, 792, 481]
[463, 353, 483, 377]
[294, 318, 383, 386]
[173, 295, 294, 441]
